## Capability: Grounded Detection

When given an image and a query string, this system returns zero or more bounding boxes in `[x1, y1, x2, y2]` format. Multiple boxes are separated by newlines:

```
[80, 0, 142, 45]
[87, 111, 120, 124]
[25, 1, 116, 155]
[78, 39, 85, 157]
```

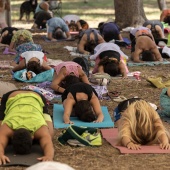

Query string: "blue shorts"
[113, 107, 121, 122]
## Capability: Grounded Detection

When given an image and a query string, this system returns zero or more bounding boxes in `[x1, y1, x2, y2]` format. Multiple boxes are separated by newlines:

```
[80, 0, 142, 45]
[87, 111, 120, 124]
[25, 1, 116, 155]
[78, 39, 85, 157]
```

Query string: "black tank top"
[62, 82, 98, 102]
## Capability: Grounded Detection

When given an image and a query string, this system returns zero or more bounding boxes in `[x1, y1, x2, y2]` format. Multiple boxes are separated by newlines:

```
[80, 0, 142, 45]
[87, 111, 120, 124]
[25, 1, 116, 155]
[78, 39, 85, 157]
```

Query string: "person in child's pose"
[63, 14, 89, 32]
[114, 98, 170, 150]
[62, 82, 104, 124]
[77, 28, 105, 55]
[8, 29, 33, 53]
[0, 89, 54, 165]
[12, 51, 52, 74]
[46, 17, 71, 41]
[90, 42, 128, 78]
[50, 61, 90, 94]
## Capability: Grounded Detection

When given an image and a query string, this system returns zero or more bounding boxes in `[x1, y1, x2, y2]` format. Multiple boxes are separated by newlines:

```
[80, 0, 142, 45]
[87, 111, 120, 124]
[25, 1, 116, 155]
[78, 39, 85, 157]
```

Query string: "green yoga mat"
[53, 104, 114, 129]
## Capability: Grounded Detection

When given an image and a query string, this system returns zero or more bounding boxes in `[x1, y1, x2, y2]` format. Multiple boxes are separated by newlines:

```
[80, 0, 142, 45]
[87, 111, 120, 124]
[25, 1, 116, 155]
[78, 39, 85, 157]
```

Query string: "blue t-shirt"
[46, 17, 69, 33]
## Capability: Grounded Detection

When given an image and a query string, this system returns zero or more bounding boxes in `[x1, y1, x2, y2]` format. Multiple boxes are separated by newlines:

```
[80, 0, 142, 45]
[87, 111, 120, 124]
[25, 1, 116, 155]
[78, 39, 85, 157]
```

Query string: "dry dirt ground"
[1, 30, 170, 170]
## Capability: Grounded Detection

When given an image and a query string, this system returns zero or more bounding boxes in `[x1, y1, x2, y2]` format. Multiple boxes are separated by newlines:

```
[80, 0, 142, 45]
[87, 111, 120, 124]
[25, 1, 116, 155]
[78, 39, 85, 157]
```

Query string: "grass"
[11, 0, 170, 28]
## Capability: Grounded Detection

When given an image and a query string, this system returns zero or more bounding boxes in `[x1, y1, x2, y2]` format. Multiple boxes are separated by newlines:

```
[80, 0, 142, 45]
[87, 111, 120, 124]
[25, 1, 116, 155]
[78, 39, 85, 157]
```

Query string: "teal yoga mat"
[53, 104, 114, 129]
[127, 59, 170, 66]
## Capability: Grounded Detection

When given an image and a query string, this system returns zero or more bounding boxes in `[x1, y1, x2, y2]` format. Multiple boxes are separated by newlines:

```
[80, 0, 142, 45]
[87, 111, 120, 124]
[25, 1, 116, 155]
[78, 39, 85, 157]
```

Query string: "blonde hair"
[118, 100, 170, 145]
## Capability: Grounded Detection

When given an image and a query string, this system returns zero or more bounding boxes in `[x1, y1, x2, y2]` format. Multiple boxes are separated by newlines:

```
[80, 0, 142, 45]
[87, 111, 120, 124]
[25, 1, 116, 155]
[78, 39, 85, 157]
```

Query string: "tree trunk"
[114, 0, 147, 29]
[157, 0, 167, 10]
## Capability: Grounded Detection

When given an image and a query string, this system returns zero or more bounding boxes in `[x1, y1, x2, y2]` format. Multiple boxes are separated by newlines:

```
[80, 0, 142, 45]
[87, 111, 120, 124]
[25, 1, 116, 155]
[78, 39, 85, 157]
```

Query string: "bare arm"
[65, 31, 72, 39]
[78, 35, 89, 54]
[47, 32, 57, 41]
[50, 71, 66, 93]
[118, 34, 123, 41]
[46, 121, 54, 138]
[90, 94, 104, 123]
[12, 59, 26, 72]
[0, 124, 13, 165]
[155, 118, 170, 149]
[78, 68, 90, 84]
[35, 126, 54, 161]
[151, 47, 163, 61]
[121, 136, 141, 150]
[41, 61, 52, 71]
[63, 96, 75, 124]
[132, 45, 143, 63]
[119, 61, 127, 78]
[156, 26, 165, 38]
[8, 42, 16, 52]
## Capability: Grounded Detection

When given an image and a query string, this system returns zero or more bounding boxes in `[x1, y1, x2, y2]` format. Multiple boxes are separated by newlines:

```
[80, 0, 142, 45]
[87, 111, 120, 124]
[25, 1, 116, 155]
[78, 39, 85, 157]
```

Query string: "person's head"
[85, 39, 97, 54]
[118, 100, 166, 145]
[68, 21, 78, 32]
[98, 58, 120, 76]
[74, 100, 96, 122]
[61, 75, 81, 89]
[12, 128, 32, 154]
[104, 32, 118, 42]
[141, 50, 155, 61]
[53, 27, 66, 39]
[27, 61, 42, 74]
[78, 20, 89, 30]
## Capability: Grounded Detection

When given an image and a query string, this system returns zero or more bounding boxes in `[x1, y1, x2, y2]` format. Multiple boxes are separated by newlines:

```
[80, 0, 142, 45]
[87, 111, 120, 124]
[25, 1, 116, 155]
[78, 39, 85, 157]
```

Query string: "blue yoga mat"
[123, 37, 131, 45]
[53, 104, 114, 129]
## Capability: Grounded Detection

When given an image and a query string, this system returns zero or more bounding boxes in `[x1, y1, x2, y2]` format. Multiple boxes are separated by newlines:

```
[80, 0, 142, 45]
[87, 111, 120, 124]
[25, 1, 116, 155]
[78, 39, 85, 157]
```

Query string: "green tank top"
[2, 93, 47, 134]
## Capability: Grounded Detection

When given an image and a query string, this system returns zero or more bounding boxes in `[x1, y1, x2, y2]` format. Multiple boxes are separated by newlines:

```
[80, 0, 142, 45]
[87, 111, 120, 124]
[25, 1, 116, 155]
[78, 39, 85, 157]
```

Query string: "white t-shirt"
[130, 26, 151, 36]
[90, 42, 129, 60]
[63, 15, 80, 23]
[21, 51, 44, 65]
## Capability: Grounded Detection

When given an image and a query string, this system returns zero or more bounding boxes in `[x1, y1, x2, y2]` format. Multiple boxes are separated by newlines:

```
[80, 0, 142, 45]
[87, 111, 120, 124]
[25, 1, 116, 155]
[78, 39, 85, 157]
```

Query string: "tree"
[157, 0, 167, 10]
[114, 0, 147, 29]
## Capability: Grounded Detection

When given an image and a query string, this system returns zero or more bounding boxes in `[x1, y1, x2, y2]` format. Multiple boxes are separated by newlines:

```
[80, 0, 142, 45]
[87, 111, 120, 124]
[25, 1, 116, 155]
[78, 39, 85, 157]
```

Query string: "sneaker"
[81, 131, 102, 146]
[67, 139, 86, 147]
[67, 131, 102, 147]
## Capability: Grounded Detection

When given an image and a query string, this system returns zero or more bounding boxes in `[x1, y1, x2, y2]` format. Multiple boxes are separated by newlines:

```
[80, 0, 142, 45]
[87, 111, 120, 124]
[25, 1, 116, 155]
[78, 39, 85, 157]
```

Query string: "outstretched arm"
[90, 94, 104, 123]
[50, 72, 66, 93]
[119, 61, 127, 78]
[78, 68, 90, 84]
[0, 124, 13, 165]
[12, 59, 25, 72]
[35, 126, 54, 161]
[151, 47, 163, 61]
[132, 46, 143, 63]
[77, 35, 89, 54]
[41, 61, 52, 71]
[63, 97, 75, 124]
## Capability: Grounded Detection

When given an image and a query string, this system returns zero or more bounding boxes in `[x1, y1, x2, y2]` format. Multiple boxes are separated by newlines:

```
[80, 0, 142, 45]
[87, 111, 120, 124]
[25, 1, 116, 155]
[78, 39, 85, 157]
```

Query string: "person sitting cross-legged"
[0, 89, 54, 165]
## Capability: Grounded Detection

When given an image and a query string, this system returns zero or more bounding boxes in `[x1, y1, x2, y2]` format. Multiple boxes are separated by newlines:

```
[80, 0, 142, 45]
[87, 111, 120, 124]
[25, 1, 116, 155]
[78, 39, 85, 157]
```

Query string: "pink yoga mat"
[101, 128, 170, 154]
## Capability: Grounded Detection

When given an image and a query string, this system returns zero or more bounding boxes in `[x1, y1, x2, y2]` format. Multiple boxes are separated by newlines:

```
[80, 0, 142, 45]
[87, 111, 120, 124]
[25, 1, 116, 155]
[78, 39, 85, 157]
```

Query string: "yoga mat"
[42, 36, 75, 42]
[101, 128, 170, 154]
[2, 145, 43, 167]
[127, 59, 170, 66]
[3, 47, 16, 55]
[123, 37, 131, 45]
[53, 104, 114, 129]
